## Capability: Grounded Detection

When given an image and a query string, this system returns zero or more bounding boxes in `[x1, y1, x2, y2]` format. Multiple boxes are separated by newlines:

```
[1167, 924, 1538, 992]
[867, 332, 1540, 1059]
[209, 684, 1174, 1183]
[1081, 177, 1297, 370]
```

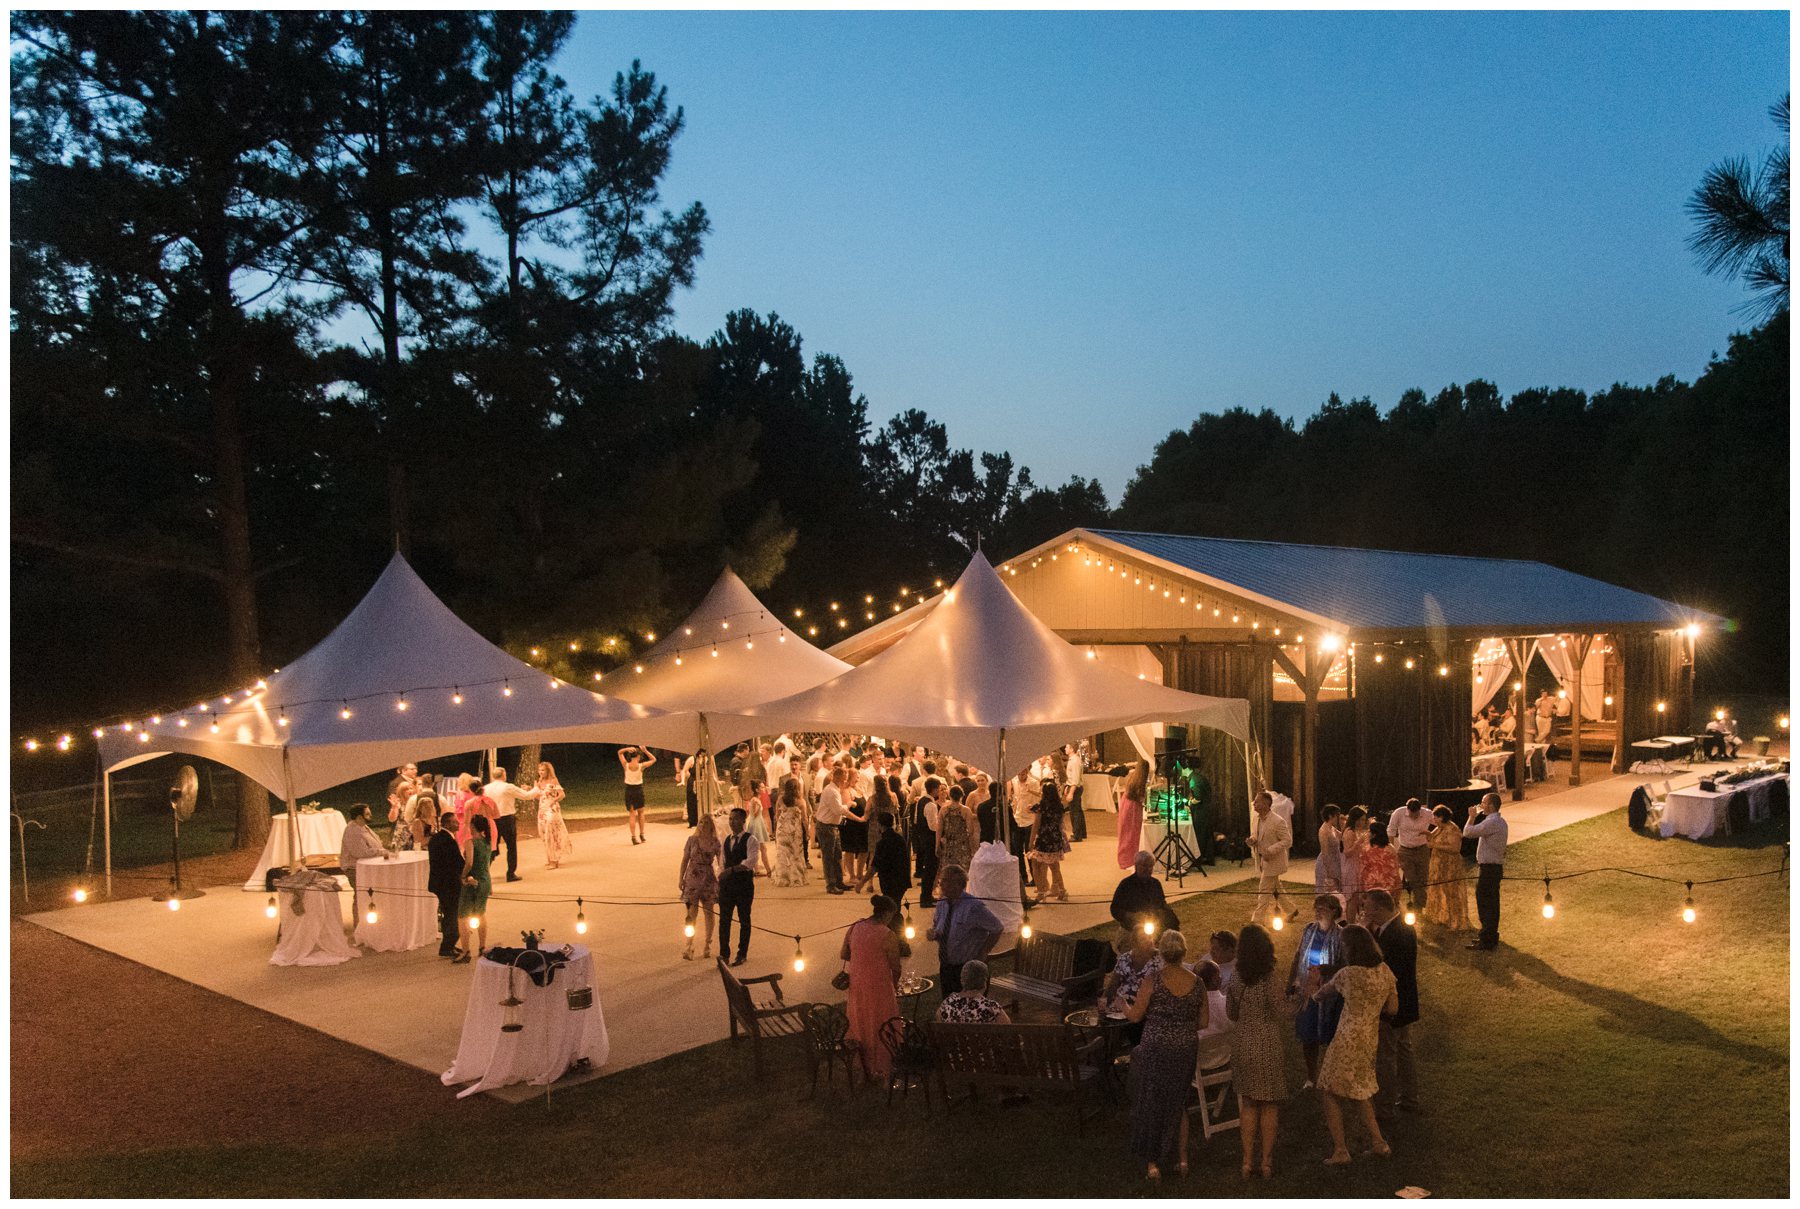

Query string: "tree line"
[12, 11, 1787, 772]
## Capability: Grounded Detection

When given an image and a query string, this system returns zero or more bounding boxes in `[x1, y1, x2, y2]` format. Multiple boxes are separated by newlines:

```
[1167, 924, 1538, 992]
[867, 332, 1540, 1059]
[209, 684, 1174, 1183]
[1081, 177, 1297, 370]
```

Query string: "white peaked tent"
[97, 554, 691, 887]
[600, 567, 851, 754]
[721, 551, 1251, 778]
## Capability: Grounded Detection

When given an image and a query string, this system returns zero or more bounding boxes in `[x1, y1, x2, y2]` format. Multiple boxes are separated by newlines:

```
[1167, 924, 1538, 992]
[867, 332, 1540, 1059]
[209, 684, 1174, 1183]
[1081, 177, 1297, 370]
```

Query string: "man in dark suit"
[426, 813, 464, 957]
[1361, 889, 1420, 1116]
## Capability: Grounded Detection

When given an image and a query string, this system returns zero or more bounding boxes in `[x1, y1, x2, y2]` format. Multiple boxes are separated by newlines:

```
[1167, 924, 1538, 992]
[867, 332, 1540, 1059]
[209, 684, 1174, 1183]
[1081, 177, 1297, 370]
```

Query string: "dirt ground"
[9, 919, 508, 1162]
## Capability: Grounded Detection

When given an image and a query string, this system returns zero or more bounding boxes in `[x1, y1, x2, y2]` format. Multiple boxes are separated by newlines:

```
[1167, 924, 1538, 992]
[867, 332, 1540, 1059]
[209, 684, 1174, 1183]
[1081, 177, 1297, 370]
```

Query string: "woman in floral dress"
[1028, 780, 1072, 902]
[770, 778, 809, 886]
[1339, 807, 1369, 920]
[1314, 924, 1398, 1165]
[678, 815, 721, 960]
[935, 786, 976, 884]
[1356, 821, 1402, 909]
[1229, 923, 1304, 1178]
[537, 761, 573, 869]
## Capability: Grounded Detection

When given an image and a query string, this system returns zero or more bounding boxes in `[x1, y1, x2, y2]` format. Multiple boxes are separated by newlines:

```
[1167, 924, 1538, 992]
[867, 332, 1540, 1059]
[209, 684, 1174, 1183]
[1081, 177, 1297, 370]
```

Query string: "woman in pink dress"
[1117, 760, 1149, 870]
[840, 895, 903, 1079]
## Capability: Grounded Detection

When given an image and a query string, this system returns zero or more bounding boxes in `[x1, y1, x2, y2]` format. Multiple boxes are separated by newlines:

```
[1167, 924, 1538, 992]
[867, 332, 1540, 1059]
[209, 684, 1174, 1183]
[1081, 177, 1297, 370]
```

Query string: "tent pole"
[996, 728, 1007, 846]
[102, 768, 112, 897]
[283, 746, 301, 872]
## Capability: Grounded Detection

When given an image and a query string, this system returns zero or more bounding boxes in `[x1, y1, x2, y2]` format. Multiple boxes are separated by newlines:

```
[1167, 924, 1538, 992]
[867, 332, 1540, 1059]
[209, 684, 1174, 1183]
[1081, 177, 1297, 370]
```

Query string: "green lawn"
[13, 806, 1787, 1197]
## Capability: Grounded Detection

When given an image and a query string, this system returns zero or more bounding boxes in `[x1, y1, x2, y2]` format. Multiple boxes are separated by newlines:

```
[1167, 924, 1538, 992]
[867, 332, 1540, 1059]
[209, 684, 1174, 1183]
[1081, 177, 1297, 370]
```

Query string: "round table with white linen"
[442, 944, 609, 1098]
[243, 810, 348, 891]
[270, 873, 360, 967]
[354, 851, 435, 952]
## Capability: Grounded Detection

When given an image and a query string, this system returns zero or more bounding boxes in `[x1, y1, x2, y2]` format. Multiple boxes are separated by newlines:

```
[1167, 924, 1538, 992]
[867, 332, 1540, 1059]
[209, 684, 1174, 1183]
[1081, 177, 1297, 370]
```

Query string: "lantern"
[500, 966, 525, 1033]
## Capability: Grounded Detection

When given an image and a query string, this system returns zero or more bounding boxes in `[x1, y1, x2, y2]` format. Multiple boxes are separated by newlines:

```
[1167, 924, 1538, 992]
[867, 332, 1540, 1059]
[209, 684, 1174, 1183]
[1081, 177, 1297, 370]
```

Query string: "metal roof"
[1086, 529, 1718, 635]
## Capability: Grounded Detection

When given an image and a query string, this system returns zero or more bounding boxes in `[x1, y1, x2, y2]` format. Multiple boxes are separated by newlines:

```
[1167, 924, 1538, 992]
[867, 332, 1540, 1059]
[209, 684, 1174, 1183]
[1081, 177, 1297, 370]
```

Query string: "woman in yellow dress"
[1424, 805, 1468, 929]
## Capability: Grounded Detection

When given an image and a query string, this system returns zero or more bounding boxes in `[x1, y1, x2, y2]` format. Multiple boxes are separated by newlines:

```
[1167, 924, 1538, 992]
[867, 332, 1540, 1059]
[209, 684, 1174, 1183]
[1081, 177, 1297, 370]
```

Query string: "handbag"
[831, 963, 851, 992]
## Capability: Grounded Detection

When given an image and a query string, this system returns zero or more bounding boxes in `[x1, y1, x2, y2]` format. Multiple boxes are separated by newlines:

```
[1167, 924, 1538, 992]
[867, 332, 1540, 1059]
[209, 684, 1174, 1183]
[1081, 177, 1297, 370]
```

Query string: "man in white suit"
[1249, 790, 1292, 927]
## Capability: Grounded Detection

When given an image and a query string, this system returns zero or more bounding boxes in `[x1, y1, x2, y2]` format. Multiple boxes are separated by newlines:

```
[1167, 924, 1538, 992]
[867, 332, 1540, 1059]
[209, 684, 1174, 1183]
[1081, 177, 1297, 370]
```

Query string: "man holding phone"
[1462, 793, 1509, 950]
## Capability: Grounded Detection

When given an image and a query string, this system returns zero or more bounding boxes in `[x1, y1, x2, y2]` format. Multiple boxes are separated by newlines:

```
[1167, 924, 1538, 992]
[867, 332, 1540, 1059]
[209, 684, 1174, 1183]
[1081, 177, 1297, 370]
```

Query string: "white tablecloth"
[969, 842, 1024, 955]
[1471, 752, 1510, 784]
[243, 810, 348, 891]
[442, 945, 608, 1098]
[1082, 773, 1119, 814]
[354, 851, 434, 952]
[1660, 774, 1785, 839]
[270, 876, 360, 966]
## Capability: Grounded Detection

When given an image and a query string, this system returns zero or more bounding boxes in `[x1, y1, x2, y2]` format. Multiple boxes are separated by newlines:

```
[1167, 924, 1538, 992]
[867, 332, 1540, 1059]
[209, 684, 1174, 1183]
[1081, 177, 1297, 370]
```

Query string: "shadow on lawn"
[1464, 945, 1786, 1067]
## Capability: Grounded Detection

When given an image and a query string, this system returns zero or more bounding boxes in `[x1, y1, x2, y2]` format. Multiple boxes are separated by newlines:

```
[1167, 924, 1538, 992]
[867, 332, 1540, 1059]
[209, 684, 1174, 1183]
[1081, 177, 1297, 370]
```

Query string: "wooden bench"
[928, 1022, 1108, 1132]
[717, 958, 811, 1076]
[989, 931, 1107, 1015]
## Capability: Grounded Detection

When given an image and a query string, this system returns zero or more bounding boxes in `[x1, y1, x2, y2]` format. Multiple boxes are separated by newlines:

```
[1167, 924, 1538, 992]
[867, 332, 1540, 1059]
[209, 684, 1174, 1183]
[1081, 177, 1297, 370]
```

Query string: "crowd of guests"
[1279, 791, 1508, 950]
[351, 760, 573, 963]
[1096, 880, 1421, 1182]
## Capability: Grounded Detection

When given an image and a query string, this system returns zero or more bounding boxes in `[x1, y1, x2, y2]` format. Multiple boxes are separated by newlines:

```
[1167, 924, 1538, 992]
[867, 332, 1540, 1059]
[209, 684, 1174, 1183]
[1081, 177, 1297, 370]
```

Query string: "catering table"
[1082, 773, 1120, 814]
[353, 851, 435, 952]
[442, 944, 609, 1098]
[270, 873, 360, 967]
[1654, 735, 1697, 762]
[243, 809, 347, 891]
[1660, 773, 1786, 840]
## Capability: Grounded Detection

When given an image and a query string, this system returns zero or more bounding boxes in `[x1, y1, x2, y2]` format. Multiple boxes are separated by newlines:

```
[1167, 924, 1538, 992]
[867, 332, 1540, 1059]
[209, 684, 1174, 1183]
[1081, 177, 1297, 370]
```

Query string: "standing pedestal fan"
[151, 765, 206, 907]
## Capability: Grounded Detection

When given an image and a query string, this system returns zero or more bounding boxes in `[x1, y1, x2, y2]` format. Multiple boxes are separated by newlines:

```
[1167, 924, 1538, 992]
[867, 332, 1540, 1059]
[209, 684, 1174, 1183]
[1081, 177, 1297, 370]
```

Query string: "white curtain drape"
[1090, 645, 1167, 761]
[1471, 638, 1512, 714]
[1537, 636, 1605, 720]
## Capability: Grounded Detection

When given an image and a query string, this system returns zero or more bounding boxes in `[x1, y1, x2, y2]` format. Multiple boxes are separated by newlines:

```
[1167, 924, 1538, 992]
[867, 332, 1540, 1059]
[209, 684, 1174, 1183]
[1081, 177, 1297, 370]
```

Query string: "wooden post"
[1270, 642, 1326, 843]
[1504, 638, 1537, 802]
[1566, 633, 1595, 787]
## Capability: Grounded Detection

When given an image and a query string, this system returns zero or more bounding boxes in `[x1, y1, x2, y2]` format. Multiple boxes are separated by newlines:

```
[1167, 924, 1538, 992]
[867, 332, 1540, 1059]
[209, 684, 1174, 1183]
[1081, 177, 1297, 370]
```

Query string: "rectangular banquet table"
[442, 944, 609, 1098]
[1660, 774, 1785, 840]
[1082, 773, 1120, 814]
[354, 851, 435, 952]
[243, 809, 347, 891]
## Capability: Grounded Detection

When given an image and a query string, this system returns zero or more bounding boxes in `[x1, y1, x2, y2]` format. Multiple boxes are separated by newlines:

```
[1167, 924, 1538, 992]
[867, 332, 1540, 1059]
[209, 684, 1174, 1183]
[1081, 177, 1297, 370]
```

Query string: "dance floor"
[24, 809, 1261, 1101]
[23, 767, 1672, 1101]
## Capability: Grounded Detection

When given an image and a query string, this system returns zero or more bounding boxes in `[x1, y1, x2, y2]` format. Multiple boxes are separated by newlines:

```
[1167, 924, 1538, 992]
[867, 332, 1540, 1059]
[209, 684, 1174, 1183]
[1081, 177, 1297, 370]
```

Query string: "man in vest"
[718, 807, 762, 967]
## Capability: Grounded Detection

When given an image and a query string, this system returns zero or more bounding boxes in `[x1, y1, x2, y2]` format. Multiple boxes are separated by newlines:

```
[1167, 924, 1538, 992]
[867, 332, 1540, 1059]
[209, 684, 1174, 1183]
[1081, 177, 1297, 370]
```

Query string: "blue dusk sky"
[559, 10, 1789, 499]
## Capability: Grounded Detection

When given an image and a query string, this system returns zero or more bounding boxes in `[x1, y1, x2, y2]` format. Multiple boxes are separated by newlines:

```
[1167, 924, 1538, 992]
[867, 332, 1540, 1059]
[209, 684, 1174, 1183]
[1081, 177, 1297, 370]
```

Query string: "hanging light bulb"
[777, 633, 787, 643]
[466, 915, 480, 930]
[209, 722, 221, 734]
[530, 647, 541, 659]
[745, 640, 754, 650]
[502, 682, 514, 697]
[1403, 905, 1417, 927]
[1019, 913, 1033, 940]
[71, 886, 89, 903]
[138, 731, 152, 743]
[569, 641, 580, 651]
[1438, 665, 1450, 677]
[684, 921, 697, 939]
[645, 632, 656, 642]
[1373, 652, 1385, 663]
[575, 897, 588, 935]
[365, 890, 379, 925]
[1541, 878, 1555, 920]
[23, 739, 38, 752]
[793, 608, 804, 618]
[1682, 882, 1696, 924]
[1655, 701, 1667, 714]
[902, 903, 916, 941]
[675, 655, 684, 665]
[593, 672, 603, 681]
[93, 728, 105, 739]
[57, 734, 71, 751]
[792, 937, 806, 974]
[167, 896, 182, 912]
[711, 645, 719, 658]
[721, 620, 731, 630]
[1604, 695, 1615, 707]
[1271, 910, 1285, 932]
[634, 665, 645, 674]
[150, 715, 163, 724]
[339, 702, 353, 720]
[277, 710, 288, 728]
[1404, 659, 1416, 670]
[452, 688, 464, 705]
[1142, 918, 1157, 937]
[265, 895, 278, 919]
[396, 695, 409, 712]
